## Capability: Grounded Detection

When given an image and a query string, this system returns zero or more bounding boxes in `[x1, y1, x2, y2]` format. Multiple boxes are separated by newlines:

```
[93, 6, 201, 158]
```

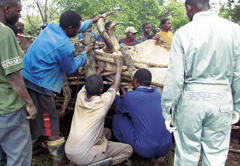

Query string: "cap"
[125, 26, 138, 34]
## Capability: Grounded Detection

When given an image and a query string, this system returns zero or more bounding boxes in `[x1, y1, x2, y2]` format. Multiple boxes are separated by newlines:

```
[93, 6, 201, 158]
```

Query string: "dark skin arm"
[7, 71, 37, 119]
[96, 61, 106, 74]
[92, 16, 104, 24]
[110, 57, 123, 91]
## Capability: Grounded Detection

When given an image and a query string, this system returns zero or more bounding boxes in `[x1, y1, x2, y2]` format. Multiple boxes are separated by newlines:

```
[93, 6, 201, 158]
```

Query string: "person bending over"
[65, 57, 133, 165]
[112, 68, 172, 158]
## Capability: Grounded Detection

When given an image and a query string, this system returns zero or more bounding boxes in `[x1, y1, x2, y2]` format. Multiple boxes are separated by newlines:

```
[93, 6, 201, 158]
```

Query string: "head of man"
[160, 18, 171, 32]
[185, 0, 210, 21]
[105, 21, 113, 32]
[0, 0, 22, 25]
[60, 10, 82, 38]
[85, 74, 103, 97]
[125, 26, 137, 42]
[133, 68, 152, 89]
[142, 23, 151, 35]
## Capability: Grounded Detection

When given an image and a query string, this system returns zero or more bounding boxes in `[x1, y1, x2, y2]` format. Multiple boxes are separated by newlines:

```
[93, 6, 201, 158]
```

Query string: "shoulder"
[100, 88, 116, 102]
[219, 16, 240, 31]
[152, 87, 161, 95]
[169, 31, 174, 36]
[0, 23, 16, 42]
[119, 38, 124, 43]
[123, 90, 138, 98]
[137, 36, 144, 40]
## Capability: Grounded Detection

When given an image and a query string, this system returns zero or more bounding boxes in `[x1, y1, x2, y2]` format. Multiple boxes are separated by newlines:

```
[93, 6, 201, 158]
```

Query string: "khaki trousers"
[92, 141, 133, 165]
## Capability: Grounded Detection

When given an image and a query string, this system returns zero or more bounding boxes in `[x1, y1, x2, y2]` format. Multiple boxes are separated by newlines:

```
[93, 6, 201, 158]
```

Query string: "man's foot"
[152, 156, 167, 166]
[52, 156, 69, 166]
[32, 137, 48, 156]
[121, 159, 132, 166]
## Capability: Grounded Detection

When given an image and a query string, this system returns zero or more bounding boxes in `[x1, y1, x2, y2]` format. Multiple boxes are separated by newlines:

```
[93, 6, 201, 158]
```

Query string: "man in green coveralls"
[161, 0, 240, 165]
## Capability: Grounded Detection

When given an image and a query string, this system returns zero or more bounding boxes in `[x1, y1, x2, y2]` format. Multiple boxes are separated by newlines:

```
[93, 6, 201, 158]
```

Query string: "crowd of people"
[78, 17, 173, 48]
[0, 0, 240, 166]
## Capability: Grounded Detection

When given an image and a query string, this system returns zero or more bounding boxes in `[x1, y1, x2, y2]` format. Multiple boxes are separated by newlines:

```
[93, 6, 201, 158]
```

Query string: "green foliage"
[54, 0, 189, 38]
[219, 0, 240, 24]
[23, 15, 42, 36]
[160, 1, 189, 32]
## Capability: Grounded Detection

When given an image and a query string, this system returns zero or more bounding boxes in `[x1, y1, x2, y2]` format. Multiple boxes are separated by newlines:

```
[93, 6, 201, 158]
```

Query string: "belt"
[184, 83, 231, 92]
[183, 84, 231, 103]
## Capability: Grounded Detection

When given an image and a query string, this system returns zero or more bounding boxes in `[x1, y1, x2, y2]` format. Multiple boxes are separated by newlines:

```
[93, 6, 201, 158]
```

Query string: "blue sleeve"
[91, 32, 102, 41]
[92, 32, 98, 39]
[93, 32, 102, 41]
[79, 19, 93, 33]
[115, 95, 129, 114]
[78, 33, 84, 40]
[57, 45, 87, 74]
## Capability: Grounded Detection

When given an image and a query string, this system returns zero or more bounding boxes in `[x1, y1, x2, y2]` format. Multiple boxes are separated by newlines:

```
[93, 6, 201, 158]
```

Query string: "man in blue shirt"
[112, 69, 172, 158]
[22, 10, 102, 166]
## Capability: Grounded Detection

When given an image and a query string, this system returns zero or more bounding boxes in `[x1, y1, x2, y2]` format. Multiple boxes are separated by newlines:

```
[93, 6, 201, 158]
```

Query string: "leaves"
[53, 0, 188, 37]
[219, 0, 240, 24]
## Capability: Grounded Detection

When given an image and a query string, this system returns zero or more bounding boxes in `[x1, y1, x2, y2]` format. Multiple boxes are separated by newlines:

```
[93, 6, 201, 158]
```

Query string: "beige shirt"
[65, 86, 116, 164]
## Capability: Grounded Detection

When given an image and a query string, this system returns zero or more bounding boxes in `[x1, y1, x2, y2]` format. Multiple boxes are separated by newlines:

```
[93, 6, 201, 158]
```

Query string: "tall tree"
[22, 0, 60, 35]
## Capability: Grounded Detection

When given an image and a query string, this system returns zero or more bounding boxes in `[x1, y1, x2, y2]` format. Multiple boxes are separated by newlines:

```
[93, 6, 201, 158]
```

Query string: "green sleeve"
[232, 27, 240, 113]
[161, 31, 185, 120]
[0, 29, 24, 75]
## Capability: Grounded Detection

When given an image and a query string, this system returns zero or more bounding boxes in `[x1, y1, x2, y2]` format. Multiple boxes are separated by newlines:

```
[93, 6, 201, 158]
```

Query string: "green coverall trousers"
[173, 84, 232, 166]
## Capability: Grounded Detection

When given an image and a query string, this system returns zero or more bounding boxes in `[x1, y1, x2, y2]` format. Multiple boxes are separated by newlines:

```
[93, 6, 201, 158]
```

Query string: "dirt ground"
[32, 127, 240, 166]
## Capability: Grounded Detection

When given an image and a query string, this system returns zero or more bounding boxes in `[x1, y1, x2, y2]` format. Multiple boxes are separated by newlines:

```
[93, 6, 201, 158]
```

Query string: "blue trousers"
[113, 113, 172, 158]
[0, 107, 32, 166]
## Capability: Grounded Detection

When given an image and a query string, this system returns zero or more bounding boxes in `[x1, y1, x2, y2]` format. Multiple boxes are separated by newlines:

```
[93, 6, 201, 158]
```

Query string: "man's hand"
[84, 44, 93, 53]
[92, 16, 104, 24]
[7, 71, 37, 120]
[26, 103, 37, 120]
[232, 111, 239, 124]
[165, 120, 176, 133]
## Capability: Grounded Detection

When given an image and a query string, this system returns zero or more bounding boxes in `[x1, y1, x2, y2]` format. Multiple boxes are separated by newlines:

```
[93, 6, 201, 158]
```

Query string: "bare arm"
[92, 16, 104, 24]
[110, 57, 123, 91]
[96, 61, 106, 75]
[7, 71, 37, 119]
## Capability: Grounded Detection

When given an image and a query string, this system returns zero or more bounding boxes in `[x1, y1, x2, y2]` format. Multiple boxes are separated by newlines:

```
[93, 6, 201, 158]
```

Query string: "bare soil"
[32, 127, 240, 166]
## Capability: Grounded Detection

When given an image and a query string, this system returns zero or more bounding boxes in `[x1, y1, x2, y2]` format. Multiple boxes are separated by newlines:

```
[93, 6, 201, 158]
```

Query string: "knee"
[124, 144, 133, 158]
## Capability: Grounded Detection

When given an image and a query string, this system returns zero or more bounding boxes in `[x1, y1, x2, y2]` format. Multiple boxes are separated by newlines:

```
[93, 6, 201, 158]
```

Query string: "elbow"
[64, 66, 77, 74]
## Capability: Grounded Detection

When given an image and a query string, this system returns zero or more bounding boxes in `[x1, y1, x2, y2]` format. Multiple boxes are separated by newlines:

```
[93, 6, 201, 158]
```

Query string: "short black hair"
[185, 0, 209, 10]
[142, 22, 150, 29]
[160, 18, 169, 28]
[105, 21, 113, 30]
[134, 68, 152, 86]
[85, 74, 103, 96]
[0, 0, 20, 7]
[59, 10, 82, 30]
